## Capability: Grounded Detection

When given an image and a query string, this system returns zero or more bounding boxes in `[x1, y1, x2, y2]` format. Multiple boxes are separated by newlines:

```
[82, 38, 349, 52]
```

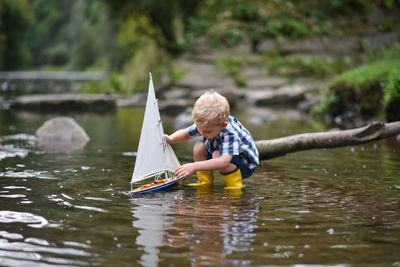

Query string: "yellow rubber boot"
[187, 170, 214, 186]
[222, 168, 245, 189]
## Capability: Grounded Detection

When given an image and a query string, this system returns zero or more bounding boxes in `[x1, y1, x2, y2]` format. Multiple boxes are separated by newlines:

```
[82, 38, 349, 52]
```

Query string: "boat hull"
[130, 176, 185, 195]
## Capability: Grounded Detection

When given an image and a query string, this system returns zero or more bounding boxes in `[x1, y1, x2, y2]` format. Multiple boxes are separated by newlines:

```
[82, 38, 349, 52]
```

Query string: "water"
[0, 107, 399, 266]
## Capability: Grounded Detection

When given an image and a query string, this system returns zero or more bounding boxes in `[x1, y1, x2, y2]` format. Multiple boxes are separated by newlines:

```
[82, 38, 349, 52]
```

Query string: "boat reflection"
[130, 185, 258, 266]
[130, 191, 180, 267]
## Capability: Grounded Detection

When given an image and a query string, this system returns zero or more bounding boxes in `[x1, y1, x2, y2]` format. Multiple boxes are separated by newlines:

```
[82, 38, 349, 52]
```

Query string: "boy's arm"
[165, 129, 191, 144]
[174, 155, 233, 178]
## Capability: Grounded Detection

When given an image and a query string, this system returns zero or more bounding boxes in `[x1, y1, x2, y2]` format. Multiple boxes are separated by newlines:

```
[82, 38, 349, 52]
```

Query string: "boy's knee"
[193, 141, 206, 153]
[193, 141, 207, 160]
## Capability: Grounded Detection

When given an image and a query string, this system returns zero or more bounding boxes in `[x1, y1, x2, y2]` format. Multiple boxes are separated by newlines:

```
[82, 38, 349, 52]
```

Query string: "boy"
[165, 90, 259, 189]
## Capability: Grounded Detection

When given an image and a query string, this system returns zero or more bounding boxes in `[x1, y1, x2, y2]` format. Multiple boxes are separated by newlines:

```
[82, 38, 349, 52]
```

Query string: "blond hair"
[192, 90, 230, 126]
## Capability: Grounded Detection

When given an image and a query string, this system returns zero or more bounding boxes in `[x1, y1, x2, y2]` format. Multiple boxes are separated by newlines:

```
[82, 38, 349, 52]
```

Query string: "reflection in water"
[175, 187, 258, 266]
[130, 185, 259, 266]
[37, 140, 87, 153]
[130, 187, 259, 266]
[130, 191, 181, 267]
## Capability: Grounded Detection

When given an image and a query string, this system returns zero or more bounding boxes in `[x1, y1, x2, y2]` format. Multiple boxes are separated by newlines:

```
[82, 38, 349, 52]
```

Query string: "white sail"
[131, 73, 180, 184]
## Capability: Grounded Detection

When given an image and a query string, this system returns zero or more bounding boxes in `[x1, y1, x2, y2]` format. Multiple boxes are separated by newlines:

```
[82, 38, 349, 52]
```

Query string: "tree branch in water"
[256, 121, 400, 160]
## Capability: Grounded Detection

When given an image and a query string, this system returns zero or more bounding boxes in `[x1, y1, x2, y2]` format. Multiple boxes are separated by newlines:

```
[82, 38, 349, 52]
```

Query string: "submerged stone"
[35, 117, 89, 152]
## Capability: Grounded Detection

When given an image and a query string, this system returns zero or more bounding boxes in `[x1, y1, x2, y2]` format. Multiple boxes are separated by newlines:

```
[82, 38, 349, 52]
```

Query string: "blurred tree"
[2, 0, 398, 72]
[0, 0, 31, 70]
[67, 1, 121, 70]
[26, 0, 72, 66]
[24, 0, 121, 70]
[104, 0, 202, 54]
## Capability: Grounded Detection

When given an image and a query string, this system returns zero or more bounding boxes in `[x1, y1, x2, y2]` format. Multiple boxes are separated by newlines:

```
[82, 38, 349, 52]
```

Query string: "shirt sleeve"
[219, 131, 240, 156]
[186, 123, 200, 137]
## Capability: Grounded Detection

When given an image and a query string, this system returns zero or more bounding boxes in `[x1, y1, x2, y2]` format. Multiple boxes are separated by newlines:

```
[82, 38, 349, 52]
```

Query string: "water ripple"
[73, 205, 108, 213]
[0, 169, 56, 180]
[0, 134, 36, 161]
[0, 194, 26, 199]
[0, 231, 23, 240]
[46, 194, 108, 213]
[0, 133, 36, 142]
[0, 236, 91, 266]
[0, 211, 48, 228]
[0, 145, 30, 161]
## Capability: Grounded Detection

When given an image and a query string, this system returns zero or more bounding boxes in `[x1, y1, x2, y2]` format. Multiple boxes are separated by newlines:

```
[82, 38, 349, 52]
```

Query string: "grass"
[264, 55, 350, 78]
[312, 60, 400, 121]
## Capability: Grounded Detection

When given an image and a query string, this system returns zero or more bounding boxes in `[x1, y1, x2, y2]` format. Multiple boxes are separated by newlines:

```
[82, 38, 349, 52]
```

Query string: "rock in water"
[36, 117, 89, 152]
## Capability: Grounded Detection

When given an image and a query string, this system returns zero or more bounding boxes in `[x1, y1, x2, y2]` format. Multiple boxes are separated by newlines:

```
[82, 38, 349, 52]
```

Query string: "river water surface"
[0, 107, 399, 266]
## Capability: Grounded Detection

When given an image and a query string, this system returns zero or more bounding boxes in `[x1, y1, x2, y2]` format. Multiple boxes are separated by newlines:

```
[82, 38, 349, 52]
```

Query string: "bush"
[45, 43, 68, 65]
[314, 0, 374, 18]
[208, 25, 244, 48]
[231, 3, 259, 22]
[264, 18, 309, 41]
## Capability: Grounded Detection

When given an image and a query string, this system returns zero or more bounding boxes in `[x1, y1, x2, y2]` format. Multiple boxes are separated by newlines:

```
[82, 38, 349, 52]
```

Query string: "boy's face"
[196, 121, 227, 139]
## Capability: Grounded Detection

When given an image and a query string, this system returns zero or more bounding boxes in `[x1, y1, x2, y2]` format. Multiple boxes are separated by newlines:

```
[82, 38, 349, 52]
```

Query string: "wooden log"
[256, 121, 400, 160]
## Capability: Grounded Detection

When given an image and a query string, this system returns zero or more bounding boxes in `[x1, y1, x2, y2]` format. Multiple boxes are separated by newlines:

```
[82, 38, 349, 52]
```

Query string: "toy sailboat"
[130, 73, 184, 194]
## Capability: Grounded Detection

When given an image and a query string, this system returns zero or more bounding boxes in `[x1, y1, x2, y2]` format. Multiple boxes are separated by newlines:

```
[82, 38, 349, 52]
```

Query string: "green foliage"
[217, 57, 242, 72]
[0, 0, 32, 70]
[265, 18, 309, 41]
[330, 61, 398, 89]
[217, 57, 246, 87]
[312, 93, 339, 116]
[21, 0, 122, 71]
[384, 69, 400, 121]
[367, 43, 400, 62]
[312, 60, 400, 120]
[171, 66, 184, 85]
[104, 0, 202, 54]
[314, 0, 374, 19]
[382, 0, 400, 8]
[231, 2, 259, 22]
[44, 43, 69, 66]
[234, 74, 246, 87]
[76, 73, 130, 95]
[76, 81, 103, 94]
[26, 0, 72, 67]
[2, 0, 400, 90]
[265, 55, 349, 78]
[210, 26, 244, 47]
[203, 1, 312, 49]
[183, 15, 214, 48]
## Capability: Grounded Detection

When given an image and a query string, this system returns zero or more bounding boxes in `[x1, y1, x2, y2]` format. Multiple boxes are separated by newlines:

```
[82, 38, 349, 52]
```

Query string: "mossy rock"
[313, 60, 400, 122]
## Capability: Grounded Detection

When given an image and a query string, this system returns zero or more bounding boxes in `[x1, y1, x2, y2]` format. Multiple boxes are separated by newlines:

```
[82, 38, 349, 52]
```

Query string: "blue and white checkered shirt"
[187, 116, 259, 170]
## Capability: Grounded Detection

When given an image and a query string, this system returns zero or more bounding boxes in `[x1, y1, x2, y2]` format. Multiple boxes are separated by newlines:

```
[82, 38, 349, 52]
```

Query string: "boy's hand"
[174, 163, 196, 178]
[164, 134, 172, 144]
